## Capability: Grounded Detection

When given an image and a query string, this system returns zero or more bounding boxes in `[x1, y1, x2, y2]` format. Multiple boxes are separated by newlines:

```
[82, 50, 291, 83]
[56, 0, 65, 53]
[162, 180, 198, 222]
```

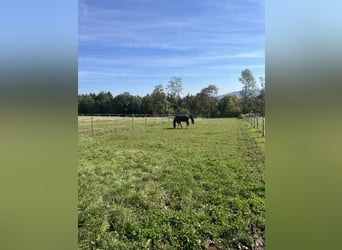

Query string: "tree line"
[78, 69, 265, 117]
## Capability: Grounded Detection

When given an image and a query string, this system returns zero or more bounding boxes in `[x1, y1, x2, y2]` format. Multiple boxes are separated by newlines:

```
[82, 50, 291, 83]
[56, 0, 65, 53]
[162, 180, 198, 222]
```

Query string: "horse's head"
[189, 115, 194, 124]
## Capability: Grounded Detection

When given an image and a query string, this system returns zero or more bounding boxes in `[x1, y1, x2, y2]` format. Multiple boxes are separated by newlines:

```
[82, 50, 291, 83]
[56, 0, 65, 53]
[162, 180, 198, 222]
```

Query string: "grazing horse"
[173, 115, 194, 128]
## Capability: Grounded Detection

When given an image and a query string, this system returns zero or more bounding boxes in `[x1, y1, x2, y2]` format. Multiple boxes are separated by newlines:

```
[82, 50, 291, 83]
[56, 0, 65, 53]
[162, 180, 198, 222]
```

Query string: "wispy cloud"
[78, 0, 265, 95]
[79, 50, 264, 71]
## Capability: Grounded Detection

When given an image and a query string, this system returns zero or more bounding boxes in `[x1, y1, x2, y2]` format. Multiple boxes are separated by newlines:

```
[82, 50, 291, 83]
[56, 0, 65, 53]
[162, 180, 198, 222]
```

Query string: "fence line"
[241, 114, 265, 137]
[78, 115, 176, 137]
[79, 114, 265, 137]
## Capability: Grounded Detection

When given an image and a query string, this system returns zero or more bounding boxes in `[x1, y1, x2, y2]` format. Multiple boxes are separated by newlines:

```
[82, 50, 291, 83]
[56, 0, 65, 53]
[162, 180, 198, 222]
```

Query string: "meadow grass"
[78, 117, 265, 249]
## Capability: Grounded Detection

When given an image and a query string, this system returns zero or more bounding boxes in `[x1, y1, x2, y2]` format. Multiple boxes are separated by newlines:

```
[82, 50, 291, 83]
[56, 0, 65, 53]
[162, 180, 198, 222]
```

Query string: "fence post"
[262, 117, 265, 137]
[91, 117, 94, 137]
[257, 115, 259, 129]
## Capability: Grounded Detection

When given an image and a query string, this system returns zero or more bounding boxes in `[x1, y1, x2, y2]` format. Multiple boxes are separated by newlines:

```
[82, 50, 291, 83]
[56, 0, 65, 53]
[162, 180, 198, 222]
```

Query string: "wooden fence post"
[256, 116, 259, 129]
[262, 117, 265, 137]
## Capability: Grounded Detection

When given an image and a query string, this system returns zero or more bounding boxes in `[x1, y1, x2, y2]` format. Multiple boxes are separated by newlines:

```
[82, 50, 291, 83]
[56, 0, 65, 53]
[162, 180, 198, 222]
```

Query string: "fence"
[78, 114, 265, 137]
[78, 114, 176, 137]
[241, 114, 265, 137]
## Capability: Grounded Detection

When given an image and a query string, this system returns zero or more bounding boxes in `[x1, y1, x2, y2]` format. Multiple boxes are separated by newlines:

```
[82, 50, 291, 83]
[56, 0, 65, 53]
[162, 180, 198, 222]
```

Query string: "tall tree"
[78, 94, 97, 114]
[259, 76, 265, 94]
[141, 94, 153, 114]
[151, 85, 169, 115]
[95, 91, 113, 114]
[196, 84, 219, 117]
[239, 69, 257, 113]
[112, 92, 132, 114]
[130, 95, 143, 114]
[183, 94, 200, 116]
[218, 95, 241, 117]
[166, 76, 183, 111]
[256, 76, 265, 116]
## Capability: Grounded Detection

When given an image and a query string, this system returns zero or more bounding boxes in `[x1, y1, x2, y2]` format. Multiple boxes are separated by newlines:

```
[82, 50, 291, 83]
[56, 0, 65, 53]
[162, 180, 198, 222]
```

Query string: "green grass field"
[78, 117, 265, 249]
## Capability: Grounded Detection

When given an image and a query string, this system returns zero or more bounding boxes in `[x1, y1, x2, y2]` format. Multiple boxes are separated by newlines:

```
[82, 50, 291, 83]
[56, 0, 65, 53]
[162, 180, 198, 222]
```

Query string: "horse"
[173, 115, 194, 128]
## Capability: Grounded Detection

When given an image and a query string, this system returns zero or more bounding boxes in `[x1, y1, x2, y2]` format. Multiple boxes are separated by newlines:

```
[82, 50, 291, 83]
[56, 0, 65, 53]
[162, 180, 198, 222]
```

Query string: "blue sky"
[78, 0, 264, 96]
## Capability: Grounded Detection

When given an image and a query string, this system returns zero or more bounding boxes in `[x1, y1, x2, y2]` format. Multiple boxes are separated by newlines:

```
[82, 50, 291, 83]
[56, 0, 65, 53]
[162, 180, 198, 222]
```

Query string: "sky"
[78, 0, 264, 97]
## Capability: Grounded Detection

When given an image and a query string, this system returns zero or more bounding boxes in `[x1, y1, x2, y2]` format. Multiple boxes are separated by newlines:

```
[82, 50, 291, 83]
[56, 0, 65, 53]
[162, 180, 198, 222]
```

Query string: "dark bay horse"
[173, 115, 194, 128]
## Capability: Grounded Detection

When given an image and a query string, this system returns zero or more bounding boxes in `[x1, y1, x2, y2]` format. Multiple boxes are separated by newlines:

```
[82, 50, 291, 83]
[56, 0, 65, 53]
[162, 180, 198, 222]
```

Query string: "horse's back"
[174, 115, 188, 120]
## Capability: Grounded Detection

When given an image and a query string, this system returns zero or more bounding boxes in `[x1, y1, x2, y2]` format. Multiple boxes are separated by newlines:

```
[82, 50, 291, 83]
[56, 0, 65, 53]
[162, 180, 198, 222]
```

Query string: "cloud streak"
[78, 0, 265, 95]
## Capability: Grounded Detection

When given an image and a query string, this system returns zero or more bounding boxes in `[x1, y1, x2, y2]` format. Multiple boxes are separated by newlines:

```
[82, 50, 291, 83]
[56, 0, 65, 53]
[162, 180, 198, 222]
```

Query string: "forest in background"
[78, 69, 265, 117]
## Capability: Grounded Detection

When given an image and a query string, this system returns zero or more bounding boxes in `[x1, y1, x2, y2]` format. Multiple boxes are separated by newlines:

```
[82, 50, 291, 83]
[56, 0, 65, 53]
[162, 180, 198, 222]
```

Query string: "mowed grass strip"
[78, 117, 265, 249]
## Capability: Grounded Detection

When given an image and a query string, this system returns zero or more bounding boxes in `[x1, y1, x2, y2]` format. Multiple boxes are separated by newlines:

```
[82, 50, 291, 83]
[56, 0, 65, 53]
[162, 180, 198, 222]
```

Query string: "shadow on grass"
[163, 127, 192, 130]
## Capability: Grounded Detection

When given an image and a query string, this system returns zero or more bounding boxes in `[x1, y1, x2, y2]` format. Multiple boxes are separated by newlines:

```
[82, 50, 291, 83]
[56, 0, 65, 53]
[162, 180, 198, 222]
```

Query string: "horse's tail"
[173, 118, 176, 128]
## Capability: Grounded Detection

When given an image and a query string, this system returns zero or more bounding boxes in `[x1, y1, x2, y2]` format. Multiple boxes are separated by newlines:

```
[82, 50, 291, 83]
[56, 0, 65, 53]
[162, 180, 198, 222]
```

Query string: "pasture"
[78, 116, 265, 249]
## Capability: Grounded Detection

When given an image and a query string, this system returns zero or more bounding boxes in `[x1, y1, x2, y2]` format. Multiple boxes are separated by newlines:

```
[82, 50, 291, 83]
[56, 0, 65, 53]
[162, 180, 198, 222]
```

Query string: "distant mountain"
[216, 89, 261, 99]
[216, 91, 241, 99]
